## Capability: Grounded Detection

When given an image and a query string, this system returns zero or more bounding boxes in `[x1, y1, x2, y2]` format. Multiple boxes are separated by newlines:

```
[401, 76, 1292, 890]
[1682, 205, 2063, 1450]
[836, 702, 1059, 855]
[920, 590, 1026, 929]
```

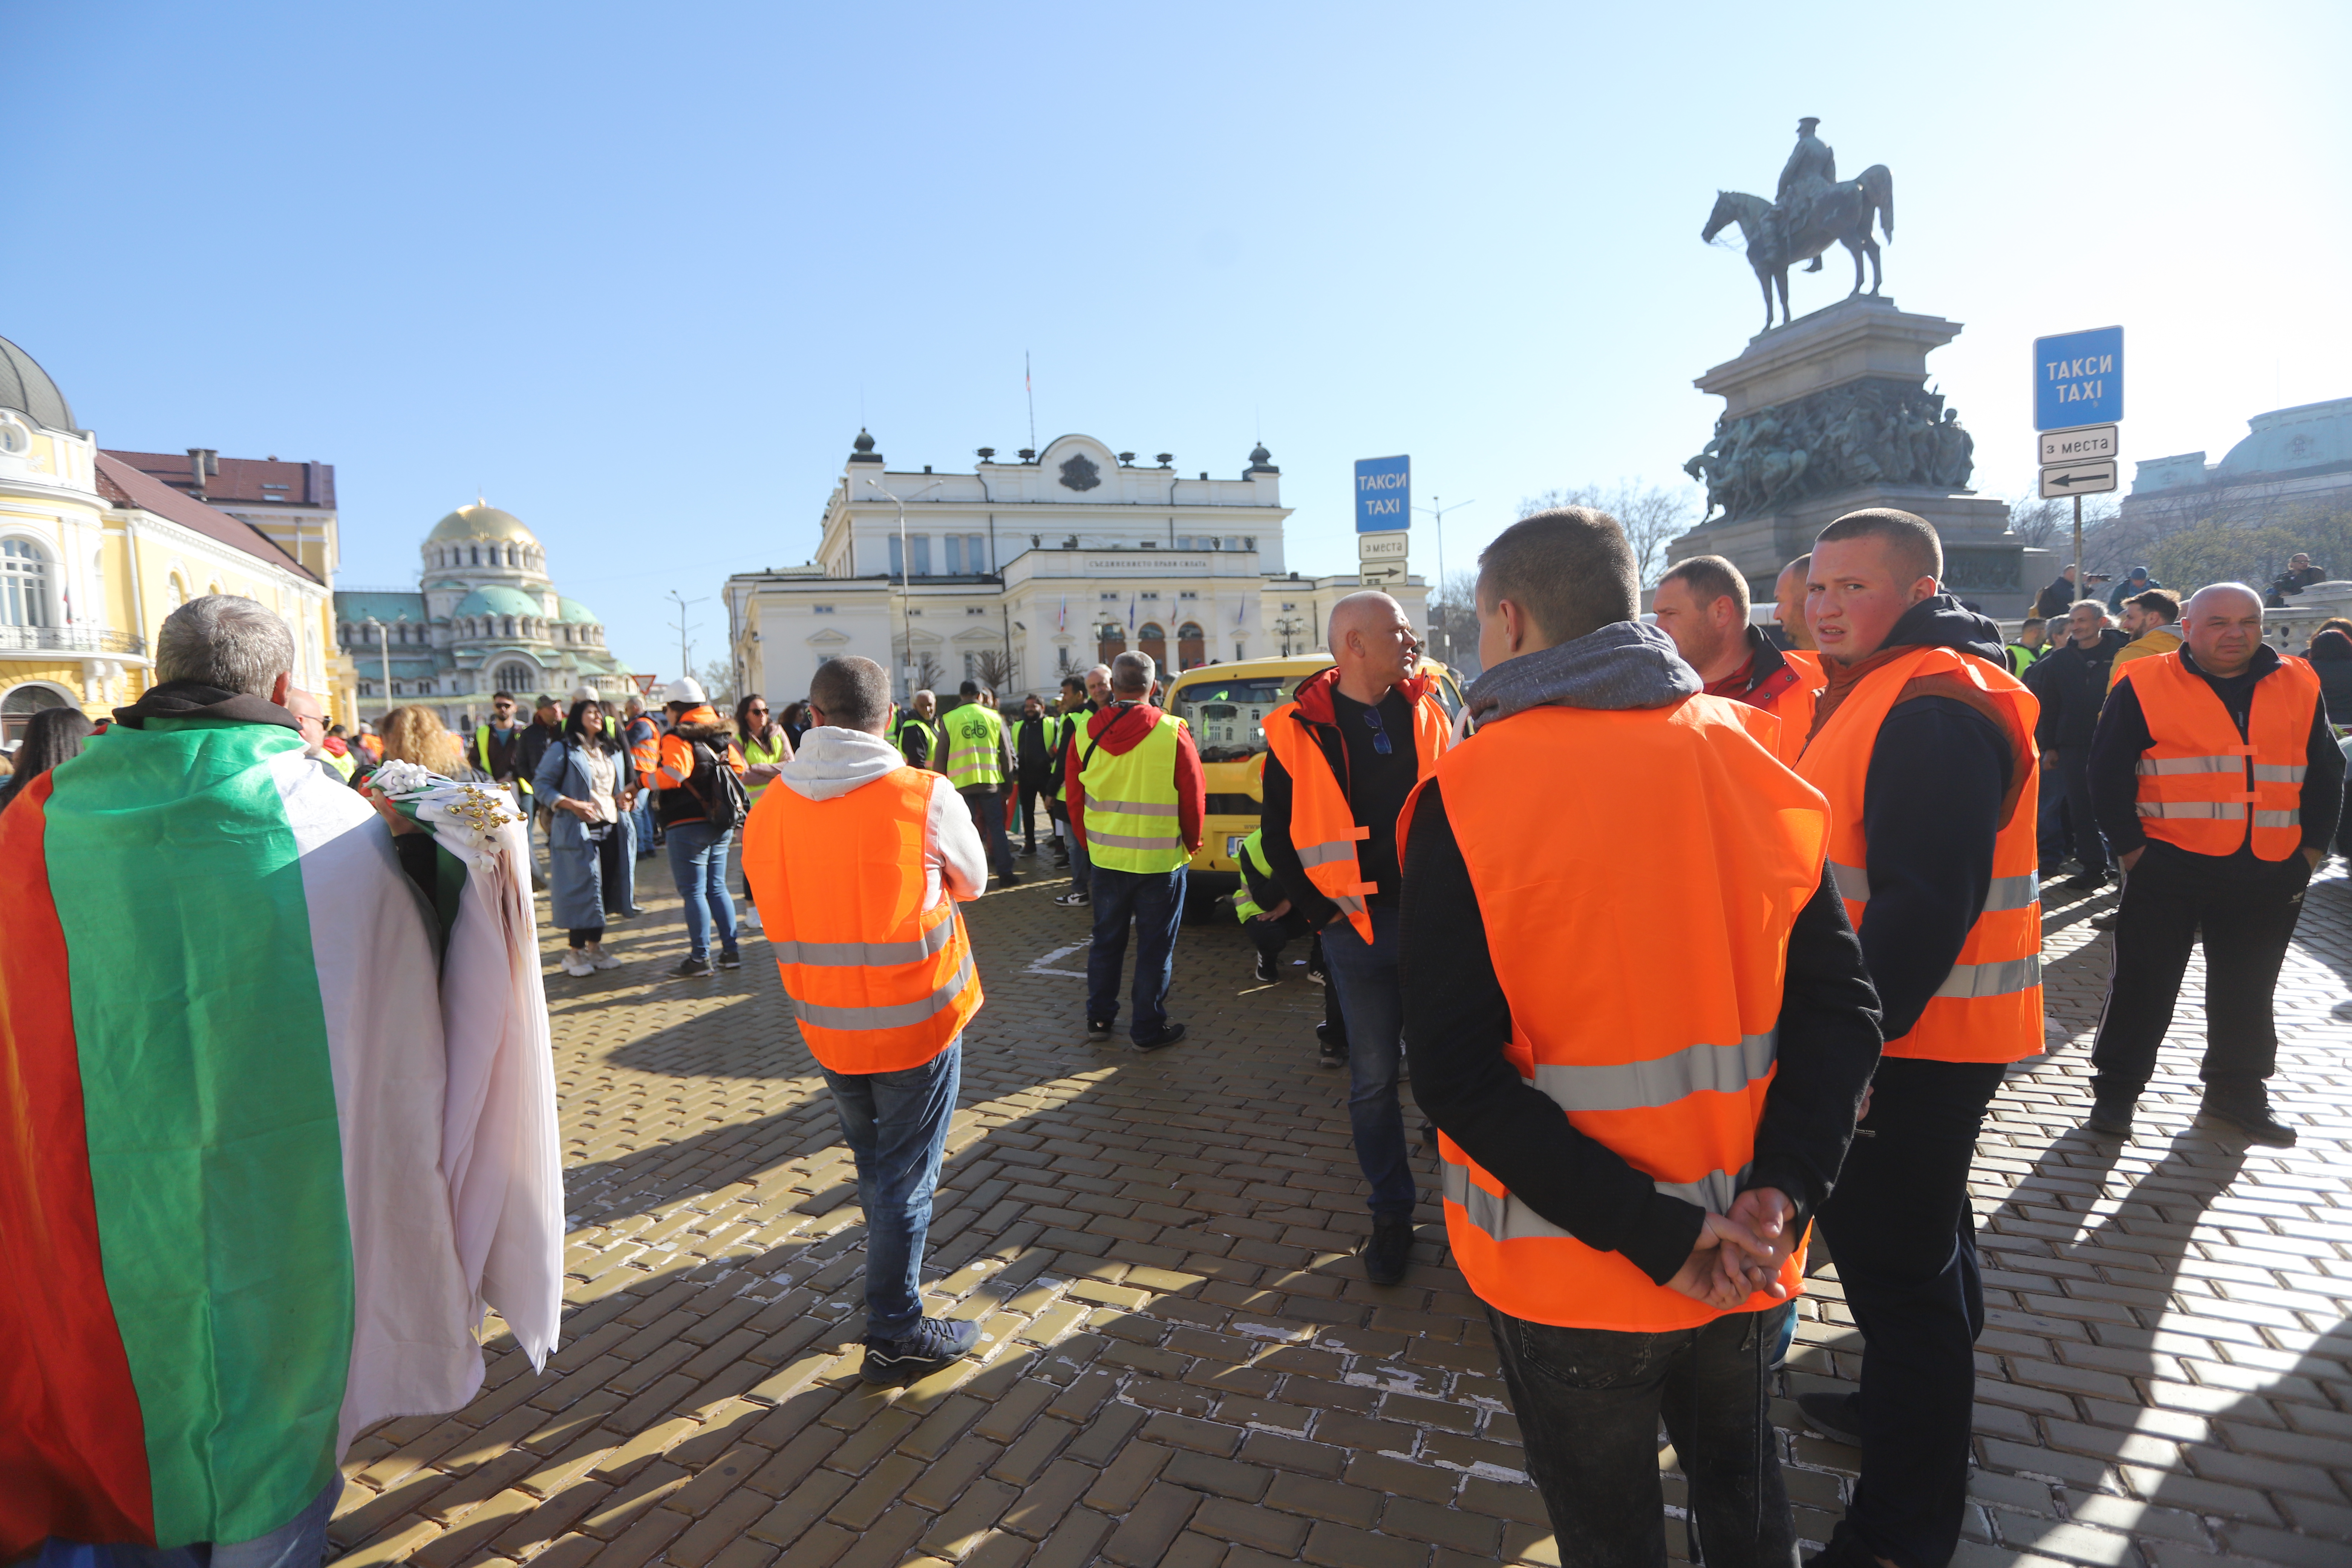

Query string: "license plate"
[1225, 835, 1246, 858]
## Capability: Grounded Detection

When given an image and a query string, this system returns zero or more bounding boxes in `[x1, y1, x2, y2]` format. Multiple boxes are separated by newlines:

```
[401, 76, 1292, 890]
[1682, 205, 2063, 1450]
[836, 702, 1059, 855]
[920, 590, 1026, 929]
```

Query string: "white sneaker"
[560, 950, 593, 977]
[587, 947, 622, 970]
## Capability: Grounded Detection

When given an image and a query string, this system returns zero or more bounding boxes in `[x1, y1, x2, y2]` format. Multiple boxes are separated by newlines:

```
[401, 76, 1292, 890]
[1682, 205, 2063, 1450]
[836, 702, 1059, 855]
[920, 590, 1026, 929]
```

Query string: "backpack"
[688, 740, 751, 832]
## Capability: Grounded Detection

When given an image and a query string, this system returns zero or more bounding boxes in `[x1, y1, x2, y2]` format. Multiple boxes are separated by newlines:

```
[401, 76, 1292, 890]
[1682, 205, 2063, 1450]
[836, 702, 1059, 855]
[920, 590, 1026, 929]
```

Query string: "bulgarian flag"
[0, 714, 564, 1555]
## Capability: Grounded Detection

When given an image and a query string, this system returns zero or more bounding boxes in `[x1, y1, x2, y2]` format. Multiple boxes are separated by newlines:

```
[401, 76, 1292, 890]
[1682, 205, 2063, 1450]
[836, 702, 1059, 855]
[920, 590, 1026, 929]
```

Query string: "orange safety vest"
[1746, 648, 1820, 767]
[2118, 651, 2319, 861]
[1403, 695, 1828, 1332]
[1797, 644, 2043, 1064]
[740, 765, 982, 1074]
[1263, 670, 1449, 943]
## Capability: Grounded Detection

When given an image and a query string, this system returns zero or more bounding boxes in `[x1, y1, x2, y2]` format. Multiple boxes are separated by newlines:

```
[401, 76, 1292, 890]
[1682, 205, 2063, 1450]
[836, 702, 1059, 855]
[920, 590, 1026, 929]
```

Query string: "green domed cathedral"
[334, 502, 642, 726]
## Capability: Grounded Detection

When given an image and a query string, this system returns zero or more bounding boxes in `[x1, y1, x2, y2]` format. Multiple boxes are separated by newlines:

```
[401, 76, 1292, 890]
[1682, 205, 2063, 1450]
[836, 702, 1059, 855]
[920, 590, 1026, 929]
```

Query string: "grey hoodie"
[1462, 620, 1702, 729]
[778, 727, 988, 905]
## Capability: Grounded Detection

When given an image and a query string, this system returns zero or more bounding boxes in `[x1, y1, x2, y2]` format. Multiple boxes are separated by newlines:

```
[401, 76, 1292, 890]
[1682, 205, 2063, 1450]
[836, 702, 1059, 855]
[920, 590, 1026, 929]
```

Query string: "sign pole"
[2072, 494, 2084, 600]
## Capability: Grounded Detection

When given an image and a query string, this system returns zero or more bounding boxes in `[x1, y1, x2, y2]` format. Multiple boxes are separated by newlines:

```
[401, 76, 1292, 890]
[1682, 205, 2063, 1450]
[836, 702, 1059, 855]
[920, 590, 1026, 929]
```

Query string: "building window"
[1139, 622, 1167, 669]
[963, 652, 985, 680]
[966, 534, 986, 572]
[945, 536, 964, 574]
[966, 606, 986, 616]
[2, 538, 52, 627]
[1178, 622, 1206, 670]
[503, 615, 517, 637]
[168, 573, 188, 611]
[1179, 591, 1197, 599]
[1100, 592, 1119, 602]
[2, 683, 70, 748]
[495, 661, 536, 693]
[1140, 591, 1161, 601]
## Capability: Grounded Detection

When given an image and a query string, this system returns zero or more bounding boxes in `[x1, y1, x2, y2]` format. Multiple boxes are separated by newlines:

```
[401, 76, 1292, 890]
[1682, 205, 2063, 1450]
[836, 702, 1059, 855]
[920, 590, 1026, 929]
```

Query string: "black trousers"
[2090, 844, 2312, 1102]
[1487, 1302, 1798, 1568]
[1816, 1057, 2006, 1568]
[1016, 779, 1049, 848]
[2044, 746, 2107, 873]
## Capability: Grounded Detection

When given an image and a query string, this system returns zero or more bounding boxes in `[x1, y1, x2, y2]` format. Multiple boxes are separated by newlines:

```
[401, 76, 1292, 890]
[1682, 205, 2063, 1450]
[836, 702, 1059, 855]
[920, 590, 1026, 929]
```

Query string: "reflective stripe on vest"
[1419, 694, 1826, 1332]
[1079, 714, 1188, 873]
[1262, 678, 1449, 944]
[1827, 862, 2041, 914]
[741, 764, 981, 1074]
[1232, 828, 1271, 922]
[1797, 643, 2044, 1065]
[2119, 652, 2319, 861]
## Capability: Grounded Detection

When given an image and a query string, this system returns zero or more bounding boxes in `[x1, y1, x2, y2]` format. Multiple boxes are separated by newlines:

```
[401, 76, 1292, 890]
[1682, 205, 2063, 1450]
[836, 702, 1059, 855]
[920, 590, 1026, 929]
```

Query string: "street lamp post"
[1413, 496, 1475, 664]
[868, 477, 944, 697]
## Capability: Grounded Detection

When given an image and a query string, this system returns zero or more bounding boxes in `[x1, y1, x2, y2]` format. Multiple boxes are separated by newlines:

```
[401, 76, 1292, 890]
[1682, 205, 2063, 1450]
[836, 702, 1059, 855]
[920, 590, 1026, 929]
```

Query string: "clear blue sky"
[8, 2, 2346, 678]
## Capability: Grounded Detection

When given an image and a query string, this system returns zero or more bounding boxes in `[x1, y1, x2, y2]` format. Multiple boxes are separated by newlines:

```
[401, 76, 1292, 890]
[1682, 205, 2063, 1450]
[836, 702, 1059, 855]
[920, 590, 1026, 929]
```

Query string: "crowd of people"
[5, 504, 2348, 1568]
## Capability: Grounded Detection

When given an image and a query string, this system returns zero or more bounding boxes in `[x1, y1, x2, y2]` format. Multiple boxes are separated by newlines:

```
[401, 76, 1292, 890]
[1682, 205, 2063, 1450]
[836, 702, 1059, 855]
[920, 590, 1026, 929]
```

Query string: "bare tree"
[699, 658, 738, 709]
[973, 646, 1018, 695]
[1427, 569, 1484, 678]
[1518, 482, 1702, 586]
[910, 652, 946, 694]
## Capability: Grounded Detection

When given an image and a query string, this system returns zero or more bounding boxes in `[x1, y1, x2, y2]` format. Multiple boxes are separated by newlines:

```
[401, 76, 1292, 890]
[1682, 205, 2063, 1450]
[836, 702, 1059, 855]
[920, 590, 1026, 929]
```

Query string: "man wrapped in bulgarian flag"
[0, 596, 565, 1565]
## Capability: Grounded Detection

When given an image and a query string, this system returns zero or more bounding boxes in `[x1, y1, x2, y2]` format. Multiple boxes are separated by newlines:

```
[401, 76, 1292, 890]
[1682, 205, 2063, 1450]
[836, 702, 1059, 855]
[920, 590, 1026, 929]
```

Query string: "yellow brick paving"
[328, 861, 2352, 1568]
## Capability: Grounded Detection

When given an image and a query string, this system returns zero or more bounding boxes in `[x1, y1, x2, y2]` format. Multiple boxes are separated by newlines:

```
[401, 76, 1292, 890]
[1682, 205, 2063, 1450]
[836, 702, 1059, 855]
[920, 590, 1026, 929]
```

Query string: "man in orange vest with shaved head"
[1262, 589, 1452, 1286]
[1401, 508, 1882, 1563]
[742, 655, 991, 1389]
[1794, 508, 2045, 1568]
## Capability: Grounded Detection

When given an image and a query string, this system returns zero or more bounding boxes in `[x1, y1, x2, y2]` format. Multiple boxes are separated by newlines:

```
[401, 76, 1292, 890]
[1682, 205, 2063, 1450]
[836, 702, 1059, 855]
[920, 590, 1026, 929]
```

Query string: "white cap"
[665, 676, 707, 705]
[571, 684, 601, 704]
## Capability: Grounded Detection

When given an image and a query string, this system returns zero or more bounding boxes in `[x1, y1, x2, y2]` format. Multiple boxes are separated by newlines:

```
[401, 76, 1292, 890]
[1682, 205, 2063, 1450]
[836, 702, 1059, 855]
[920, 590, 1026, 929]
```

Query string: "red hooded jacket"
[1062, 701, 1207, 858]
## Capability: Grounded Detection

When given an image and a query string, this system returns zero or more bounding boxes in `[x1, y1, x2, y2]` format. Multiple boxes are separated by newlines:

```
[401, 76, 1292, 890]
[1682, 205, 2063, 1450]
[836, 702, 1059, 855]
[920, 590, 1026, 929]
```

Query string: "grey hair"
[156, 594, 296, 697]
[1086, 663, 1112, 680]
[2069, 599, 2111, 619]
[1110, 651, 1155, 695]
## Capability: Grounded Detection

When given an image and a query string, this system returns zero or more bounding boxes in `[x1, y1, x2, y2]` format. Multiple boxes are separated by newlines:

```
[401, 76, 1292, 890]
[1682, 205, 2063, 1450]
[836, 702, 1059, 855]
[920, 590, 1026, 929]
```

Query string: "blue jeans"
[36, 1475, 340, 1568]
[1068, 817, 1092, 896]
[1086, 865, 1185, 1041]
[633, 789, 658, 856]
[1320, 903, 1417, 1218]
[665, 819, 738, 960]
[822, 1040, 962, 1342]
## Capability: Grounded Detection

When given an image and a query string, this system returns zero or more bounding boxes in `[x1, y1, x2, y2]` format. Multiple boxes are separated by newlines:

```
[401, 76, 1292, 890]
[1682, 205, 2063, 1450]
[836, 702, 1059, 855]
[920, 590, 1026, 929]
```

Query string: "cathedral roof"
[455, 585, 543, 618]
[556, 596, 599, 624]
[2214, 397, 2352, 481]
[427, 504, 538, 545]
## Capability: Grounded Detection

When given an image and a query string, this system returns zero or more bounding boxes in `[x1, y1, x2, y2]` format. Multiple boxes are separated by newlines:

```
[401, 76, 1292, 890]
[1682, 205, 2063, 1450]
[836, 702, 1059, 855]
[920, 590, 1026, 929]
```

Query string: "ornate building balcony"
[0, 625, 147, 657]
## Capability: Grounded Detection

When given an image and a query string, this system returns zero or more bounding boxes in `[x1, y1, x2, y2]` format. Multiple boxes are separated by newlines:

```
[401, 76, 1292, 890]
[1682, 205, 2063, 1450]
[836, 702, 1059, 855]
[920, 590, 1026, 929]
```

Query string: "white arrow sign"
[1358, 560, 1407, 586]
[2039, 459, 2118, 499]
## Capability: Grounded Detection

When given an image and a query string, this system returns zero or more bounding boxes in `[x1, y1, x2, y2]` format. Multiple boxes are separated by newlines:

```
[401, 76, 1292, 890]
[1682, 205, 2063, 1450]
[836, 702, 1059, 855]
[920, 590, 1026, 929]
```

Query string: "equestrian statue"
[1702, 117, 1895, 333]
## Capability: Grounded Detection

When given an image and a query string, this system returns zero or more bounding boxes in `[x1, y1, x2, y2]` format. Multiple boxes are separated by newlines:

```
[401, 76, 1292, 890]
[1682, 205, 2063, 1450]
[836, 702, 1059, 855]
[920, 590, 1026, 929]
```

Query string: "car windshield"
[1171, 676, 1296, 762]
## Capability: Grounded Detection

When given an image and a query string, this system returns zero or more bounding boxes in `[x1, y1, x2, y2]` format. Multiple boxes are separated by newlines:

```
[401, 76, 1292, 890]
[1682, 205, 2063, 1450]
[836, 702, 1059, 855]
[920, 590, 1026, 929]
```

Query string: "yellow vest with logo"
[1080, 714, 1188, 874]
[943, 703, 1006, 791]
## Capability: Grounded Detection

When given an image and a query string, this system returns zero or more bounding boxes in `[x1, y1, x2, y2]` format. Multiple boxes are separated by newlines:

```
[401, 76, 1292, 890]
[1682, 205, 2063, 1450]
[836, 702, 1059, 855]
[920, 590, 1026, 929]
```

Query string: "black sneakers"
[1054, 890, 1090, 907]
[1797, 1389, 1864, 1445]
[1253, 951, 1280, 983]
[859, 1315, 981, 1387]
[2063, 868, 2111, 891]
[1086, 1020, 1115, 1044]
[671, 955, 714, 977]
[716, 949, 742, 970]
[1316, 1023, 1344, 1069]
[2196, 1090, 2297, 1147]
[1363, 1216, 1415, 1285]
[1134, 1023, 1187, 1053]
[2084, 1097, 2135, 1138]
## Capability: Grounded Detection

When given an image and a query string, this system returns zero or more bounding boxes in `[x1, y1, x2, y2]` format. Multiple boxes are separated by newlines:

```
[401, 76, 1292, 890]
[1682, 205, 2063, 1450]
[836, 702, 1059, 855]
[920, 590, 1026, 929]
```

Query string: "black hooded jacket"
[112, 679, 299, 733]
[1814, 596, 2022, 1045]
[2027, 626, 2128, 749]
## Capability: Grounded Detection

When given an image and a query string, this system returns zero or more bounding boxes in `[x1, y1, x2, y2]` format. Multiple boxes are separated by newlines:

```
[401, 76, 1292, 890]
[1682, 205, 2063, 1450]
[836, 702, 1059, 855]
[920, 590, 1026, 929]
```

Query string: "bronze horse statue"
[1703, 168, 1896, 332]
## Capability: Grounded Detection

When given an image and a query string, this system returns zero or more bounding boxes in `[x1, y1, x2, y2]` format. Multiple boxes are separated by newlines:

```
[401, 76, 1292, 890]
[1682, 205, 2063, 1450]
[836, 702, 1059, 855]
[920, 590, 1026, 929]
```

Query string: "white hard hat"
[665, 676, 707, 705]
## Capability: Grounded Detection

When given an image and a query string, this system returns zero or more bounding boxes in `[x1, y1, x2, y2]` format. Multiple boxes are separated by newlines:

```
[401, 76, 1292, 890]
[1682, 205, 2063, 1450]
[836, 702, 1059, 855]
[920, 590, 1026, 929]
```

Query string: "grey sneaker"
[860, 1315, 981, 1387]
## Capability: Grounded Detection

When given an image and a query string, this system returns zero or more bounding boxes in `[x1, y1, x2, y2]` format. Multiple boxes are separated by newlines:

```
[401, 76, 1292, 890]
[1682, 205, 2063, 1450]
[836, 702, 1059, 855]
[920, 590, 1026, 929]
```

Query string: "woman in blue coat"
[534, 696, 638, 975]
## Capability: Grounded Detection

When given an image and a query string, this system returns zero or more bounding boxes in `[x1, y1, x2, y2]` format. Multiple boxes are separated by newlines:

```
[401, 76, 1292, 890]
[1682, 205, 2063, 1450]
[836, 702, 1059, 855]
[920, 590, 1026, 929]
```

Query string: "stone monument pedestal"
[1671, 297, 2043, 616]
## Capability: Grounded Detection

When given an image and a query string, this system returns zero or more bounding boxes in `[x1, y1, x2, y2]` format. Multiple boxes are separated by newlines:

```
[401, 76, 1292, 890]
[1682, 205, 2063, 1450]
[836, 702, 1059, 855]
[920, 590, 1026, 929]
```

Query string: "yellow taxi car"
[1162, 652, 1467, 905]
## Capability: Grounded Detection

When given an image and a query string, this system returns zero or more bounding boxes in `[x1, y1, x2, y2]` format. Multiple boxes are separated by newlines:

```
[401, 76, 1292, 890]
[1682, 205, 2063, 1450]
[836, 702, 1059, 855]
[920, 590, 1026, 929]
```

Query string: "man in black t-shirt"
[1260, 593, 1451, 1285]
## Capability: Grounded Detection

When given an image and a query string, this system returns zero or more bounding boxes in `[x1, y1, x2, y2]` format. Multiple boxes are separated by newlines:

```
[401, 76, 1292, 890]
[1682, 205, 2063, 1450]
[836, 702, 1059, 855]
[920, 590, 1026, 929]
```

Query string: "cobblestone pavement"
[329, 851, 2352, 1568]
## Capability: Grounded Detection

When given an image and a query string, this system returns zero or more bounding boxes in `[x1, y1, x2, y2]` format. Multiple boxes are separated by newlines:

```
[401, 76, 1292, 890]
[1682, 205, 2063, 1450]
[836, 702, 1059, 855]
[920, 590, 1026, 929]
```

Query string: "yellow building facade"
[0, 334, 342, 744]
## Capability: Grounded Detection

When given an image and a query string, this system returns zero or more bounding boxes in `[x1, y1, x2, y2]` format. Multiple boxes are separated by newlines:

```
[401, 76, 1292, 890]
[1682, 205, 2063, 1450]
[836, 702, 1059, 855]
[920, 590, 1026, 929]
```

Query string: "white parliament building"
[725, 430, 1429, 703]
